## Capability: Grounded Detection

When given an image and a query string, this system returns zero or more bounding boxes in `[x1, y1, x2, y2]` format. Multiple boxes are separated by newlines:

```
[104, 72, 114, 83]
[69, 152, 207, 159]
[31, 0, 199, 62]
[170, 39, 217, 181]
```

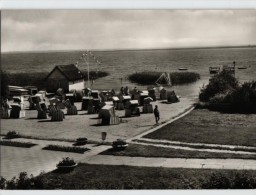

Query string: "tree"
[1, 70, 10, 98]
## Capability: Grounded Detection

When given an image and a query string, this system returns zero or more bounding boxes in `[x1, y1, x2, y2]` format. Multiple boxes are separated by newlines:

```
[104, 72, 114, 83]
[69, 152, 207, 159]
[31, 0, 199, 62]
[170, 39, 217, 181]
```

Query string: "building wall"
[46, 69, 69, 92]
[69, 79, 85, 91]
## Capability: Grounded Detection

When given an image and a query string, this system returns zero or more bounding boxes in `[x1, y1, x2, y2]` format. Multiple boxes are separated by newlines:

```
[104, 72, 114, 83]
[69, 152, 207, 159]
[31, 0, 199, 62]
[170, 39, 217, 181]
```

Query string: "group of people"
[120, 86, 130, 96]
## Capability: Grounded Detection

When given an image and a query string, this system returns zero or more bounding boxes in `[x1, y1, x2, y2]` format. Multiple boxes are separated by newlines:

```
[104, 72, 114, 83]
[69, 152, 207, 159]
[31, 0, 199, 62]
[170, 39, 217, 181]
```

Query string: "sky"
[1, 10, 256, 52]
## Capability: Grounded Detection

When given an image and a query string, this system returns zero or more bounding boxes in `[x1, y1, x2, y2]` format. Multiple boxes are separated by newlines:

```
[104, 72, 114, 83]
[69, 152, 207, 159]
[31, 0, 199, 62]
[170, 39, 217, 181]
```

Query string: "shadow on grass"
[38, 120, 60, 123]
[25, 117, 39, 120]
[90, 117, 100, 120]
[99, 147, 126, 155]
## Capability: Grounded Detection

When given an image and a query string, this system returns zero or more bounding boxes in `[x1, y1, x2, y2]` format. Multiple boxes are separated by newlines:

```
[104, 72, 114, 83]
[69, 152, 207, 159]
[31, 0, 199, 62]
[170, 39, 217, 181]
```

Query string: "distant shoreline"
[2, 45, 256, 54]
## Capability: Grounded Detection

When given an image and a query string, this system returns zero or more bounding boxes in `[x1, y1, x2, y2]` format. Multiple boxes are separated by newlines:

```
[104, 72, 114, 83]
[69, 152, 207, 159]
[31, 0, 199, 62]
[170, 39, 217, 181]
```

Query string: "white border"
[0, 0, 256, 9]
[1, 1, 256, 195]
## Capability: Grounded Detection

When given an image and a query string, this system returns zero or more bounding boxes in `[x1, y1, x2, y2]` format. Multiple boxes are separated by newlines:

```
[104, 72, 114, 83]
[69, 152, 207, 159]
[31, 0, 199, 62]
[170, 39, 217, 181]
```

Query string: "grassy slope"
[39, 164, 256, 189]
[144, 109, 256, 147]
[100, 144, 256, 159]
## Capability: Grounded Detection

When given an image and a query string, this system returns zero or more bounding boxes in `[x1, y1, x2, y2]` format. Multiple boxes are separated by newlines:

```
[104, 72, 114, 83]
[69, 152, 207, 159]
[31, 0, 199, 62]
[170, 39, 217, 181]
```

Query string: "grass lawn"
[144, 109, 256, 147]
[34, 164, 256, 189]
[100, 144, 256, 160]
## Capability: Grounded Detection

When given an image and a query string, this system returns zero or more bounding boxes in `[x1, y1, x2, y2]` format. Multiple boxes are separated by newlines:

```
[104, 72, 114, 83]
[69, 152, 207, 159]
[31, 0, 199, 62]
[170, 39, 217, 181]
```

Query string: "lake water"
[2, 47, 256, 92]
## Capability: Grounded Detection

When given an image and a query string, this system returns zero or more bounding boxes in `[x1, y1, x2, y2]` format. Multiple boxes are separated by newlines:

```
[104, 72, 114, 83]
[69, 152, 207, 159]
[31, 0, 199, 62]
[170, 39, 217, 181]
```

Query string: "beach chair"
[0, 106, 9, 119]
[51, 110, 65, 121]
[36, 103, 48, 119]
[10, 104, 25, 119]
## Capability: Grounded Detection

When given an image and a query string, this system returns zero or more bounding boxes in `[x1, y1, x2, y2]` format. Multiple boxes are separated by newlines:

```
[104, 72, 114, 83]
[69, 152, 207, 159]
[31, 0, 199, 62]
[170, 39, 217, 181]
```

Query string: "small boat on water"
[178, 68, 188, 71]
[209, 66, 220, 74]
[237, 66, 247, 69]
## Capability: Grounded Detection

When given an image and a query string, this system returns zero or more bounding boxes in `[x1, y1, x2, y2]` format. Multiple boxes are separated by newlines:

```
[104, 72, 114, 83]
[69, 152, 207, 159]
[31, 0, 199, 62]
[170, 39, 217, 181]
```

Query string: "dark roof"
[46, 64, 84, 81]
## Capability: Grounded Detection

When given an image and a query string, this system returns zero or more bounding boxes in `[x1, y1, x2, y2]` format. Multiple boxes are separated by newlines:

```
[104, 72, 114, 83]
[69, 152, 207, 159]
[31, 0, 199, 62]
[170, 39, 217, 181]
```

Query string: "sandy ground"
[1, 97, 196, 143]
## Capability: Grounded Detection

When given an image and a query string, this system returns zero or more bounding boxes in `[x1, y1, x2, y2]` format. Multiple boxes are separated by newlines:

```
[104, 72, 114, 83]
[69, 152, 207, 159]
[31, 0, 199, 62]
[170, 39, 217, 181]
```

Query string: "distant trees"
[1, 70, 10, 98]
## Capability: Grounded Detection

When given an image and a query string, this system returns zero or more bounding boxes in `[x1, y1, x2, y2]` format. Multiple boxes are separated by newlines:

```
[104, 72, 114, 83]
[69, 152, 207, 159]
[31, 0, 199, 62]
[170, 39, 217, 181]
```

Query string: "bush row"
[1, 170, 256, 189]
[43, 144, 89, 154]
[128, 71, 200, 85]
[0, 140, 37, 148]
[1, 70, 109, 91]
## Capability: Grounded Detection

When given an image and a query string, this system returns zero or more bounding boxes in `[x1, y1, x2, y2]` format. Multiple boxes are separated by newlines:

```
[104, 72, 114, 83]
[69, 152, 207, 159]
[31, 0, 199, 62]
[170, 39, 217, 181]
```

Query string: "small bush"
[57, 157, 76, 167]
[112, 139, 128, 150]
[5, 131, 20, 139]
[43, 144, 89, 153]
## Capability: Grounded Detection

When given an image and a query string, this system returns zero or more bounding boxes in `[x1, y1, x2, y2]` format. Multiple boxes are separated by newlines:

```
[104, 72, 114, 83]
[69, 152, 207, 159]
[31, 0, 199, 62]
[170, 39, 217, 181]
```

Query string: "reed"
[2, 71, 109, 90]
[128, 71, 200, 85]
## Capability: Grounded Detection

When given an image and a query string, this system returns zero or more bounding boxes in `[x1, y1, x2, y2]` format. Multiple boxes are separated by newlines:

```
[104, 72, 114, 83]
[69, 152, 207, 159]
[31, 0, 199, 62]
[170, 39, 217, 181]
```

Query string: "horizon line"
[2, 44, 256, 54]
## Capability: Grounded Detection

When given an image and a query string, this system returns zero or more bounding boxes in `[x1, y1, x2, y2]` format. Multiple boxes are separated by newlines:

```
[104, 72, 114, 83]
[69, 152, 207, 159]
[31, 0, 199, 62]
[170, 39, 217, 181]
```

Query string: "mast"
[87, 50, 90, 88]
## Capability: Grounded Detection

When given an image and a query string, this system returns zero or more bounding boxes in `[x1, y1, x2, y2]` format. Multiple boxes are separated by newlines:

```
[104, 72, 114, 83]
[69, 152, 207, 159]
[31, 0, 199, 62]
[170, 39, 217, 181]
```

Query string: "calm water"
[2, 47, 256, 91]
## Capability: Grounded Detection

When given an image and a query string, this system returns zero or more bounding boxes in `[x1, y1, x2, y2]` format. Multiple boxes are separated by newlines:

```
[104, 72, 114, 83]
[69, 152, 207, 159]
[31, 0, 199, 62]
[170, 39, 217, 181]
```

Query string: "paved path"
[82, 155, 256, 170]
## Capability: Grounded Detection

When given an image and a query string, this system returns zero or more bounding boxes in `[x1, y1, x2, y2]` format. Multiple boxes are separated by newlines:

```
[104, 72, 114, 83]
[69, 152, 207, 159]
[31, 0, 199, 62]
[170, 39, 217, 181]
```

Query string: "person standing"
[124, 86, 129, 95]
[154, 105, 160, 124]
[120, 87, 124, 95]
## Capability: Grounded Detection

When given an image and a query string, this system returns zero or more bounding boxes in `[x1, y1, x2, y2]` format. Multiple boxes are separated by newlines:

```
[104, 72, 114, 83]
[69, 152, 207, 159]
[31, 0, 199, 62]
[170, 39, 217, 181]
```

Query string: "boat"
[178, 68, 188, 71]
[209, 66, 220, 74]
[237, 66, 247, 69]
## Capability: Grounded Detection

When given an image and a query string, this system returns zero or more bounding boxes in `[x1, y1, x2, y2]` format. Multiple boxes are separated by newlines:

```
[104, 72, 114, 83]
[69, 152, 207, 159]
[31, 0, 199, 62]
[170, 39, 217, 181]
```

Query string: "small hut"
[45, 64, 84, 93]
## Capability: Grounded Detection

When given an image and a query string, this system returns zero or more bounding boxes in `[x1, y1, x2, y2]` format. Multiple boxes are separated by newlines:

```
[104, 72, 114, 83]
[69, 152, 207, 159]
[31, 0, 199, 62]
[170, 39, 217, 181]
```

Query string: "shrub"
[230, 81, 256, 113]
[199, 70, 239, 102]
[43, 144, 89, 153]
[0, 140, 37, 148]
[1, 70, 10, 98]
[57, 157, 76, 167]
[5, 131, 20, 139]
[202, 171, 256, 189]
[112, 139, 128, 150]
[2, 172, 45, 189]
[202, 173, 232, 189]
[0, 177, 6, 189]
[128, 71, 200, 85]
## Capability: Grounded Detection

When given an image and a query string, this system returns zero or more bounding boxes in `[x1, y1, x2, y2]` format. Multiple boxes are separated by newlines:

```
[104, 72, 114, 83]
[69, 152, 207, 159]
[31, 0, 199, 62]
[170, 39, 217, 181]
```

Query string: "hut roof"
[46, 64, 84, 81]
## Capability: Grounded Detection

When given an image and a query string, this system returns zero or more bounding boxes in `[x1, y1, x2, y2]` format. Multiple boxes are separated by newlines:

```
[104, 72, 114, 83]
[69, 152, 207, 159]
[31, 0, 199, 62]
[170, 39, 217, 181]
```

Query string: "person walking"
[154, 105, 160, 124]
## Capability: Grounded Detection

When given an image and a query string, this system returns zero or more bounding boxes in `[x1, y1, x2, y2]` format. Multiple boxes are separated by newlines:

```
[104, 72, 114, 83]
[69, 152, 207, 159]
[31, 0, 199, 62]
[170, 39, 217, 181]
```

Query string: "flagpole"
[87, 50, 90, 89]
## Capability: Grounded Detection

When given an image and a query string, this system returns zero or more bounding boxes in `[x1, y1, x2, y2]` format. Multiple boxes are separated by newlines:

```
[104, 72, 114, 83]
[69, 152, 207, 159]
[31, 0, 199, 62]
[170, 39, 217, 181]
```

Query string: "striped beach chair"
[51, 110, 65, 121]
[67, 105, 78, 115]
[0, 107, 9, 119]
[36, 103, 47, 119]
[64, 99, 78, 115]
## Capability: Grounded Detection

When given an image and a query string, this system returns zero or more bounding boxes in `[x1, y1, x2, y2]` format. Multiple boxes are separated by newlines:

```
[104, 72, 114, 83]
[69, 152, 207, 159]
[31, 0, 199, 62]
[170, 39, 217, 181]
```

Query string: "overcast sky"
[1, 10, 256, 52]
